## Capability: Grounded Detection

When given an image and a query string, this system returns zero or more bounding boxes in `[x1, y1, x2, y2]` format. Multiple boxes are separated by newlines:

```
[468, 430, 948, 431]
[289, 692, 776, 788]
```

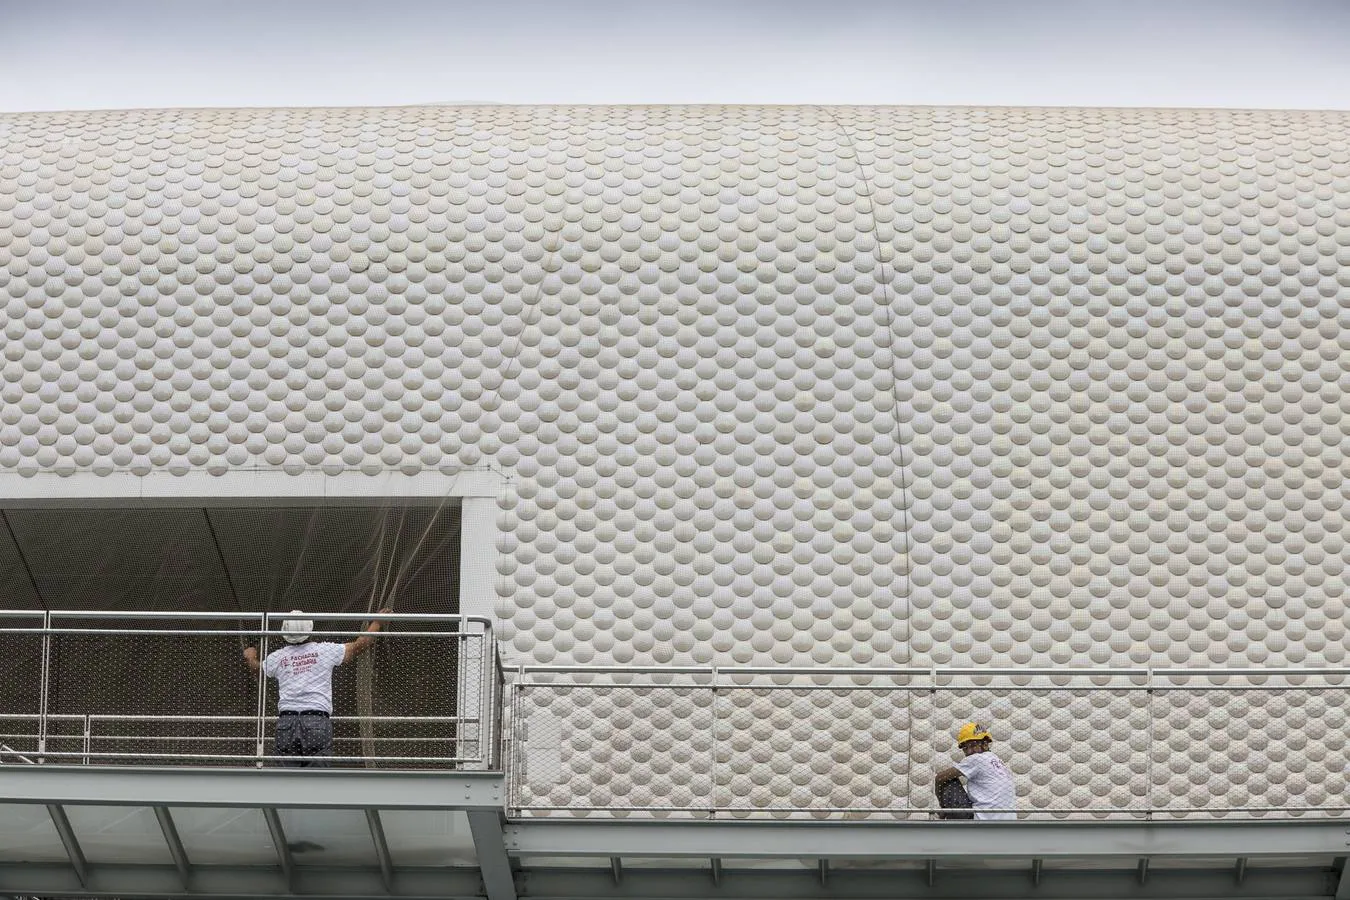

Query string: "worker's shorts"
[274, 712, 333, 767]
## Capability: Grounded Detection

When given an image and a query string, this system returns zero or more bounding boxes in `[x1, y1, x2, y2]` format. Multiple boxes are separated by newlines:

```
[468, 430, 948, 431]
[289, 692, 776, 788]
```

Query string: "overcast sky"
[2, 0, 1349, 111]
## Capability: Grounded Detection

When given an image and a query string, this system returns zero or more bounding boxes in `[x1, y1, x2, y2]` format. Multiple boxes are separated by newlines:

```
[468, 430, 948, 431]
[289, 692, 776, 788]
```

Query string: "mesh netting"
[0, 611, 43, 764]
[0, 501, 469, 768]
[509, 672, 1350, 819]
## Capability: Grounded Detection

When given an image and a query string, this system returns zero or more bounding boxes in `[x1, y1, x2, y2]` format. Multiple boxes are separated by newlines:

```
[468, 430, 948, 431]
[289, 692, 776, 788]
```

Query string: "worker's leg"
[935, 778, 975, 820]
[274, 716, 303, 768]
[298, 715, 334, 768]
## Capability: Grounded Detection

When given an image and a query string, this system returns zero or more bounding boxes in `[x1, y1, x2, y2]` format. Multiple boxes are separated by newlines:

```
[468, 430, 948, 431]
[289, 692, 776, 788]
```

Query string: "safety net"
[0, 501, 468, 769]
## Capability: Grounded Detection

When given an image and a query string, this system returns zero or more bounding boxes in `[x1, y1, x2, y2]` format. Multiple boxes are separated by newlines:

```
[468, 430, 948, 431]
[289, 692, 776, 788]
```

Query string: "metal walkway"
[2, 766, 1349, 900]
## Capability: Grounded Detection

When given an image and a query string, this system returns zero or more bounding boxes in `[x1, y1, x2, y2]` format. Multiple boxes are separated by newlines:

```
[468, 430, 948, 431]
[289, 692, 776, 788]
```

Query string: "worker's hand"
[377, 607, 393, 615]
[243, 646, 258, 660]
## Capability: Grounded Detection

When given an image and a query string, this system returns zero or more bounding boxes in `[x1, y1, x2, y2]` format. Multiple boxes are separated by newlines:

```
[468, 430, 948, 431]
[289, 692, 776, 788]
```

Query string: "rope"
[819, 105, 917, 796]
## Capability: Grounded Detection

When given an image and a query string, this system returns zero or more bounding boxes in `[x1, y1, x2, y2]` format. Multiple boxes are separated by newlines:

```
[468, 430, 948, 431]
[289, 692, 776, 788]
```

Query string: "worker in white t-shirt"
[934, 722, 1017, 820]
[243, 609, 390, 767]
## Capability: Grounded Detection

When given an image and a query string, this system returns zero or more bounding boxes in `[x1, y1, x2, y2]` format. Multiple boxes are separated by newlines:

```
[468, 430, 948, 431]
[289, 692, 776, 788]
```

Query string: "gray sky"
[2, 0, 1350, 111]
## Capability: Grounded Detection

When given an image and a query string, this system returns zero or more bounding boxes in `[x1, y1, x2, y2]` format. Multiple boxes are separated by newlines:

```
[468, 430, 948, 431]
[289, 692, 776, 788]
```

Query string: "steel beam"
[466, 809, 517, 900]
[610, 857, 623, 885]
[1335, 856, 1350, 900]
[0, 765, 505, 810]
[47, 803, 88, 887]
[0, 862, 483, 898]
[0, 861, 1336, 900]
[0, 469, 504, 506]
[261, 808, 293, 892]
[154, 806, 192, 889]
[505, 819, 1350, 860]
[514, 865, 1334, 900]
[366, 809, 394, 893]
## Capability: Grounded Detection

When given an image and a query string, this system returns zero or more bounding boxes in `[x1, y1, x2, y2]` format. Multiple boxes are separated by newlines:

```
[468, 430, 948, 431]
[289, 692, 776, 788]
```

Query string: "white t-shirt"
[263, 642, 345, 714]
[954, 751, 1017, 820]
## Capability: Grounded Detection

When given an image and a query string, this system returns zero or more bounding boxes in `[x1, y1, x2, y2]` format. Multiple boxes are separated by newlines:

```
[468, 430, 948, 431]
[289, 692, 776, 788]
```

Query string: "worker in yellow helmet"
[933, 722, 1016, 820]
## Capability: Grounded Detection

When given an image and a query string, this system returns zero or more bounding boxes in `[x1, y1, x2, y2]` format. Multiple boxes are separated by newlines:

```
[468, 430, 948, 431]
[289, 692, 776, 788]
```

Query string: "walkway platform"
[2, 766, 1348, 899]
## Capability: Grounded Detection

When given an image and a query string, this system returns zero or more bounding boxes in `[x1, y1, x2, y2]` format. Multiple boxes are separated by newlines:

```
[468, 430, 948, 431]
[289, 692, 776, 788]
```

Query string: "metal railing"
[508, 665, 1350, 820]
[6, 612, 1347, 822]
[0, 610, 504, 770]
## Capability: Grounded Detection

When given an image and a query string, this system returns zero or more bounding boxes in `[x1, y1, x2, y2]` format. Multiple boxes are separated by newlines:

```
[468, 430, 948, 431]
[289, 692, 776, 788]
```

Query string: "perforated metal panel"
[3, 105, 1349, 815]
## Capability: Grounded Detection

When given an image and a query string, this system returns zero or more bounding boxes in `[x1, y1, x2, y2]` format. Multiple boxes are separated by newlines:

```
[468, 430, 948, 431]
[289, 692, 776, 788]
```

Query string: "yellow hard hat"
[956, 722, 992, 745]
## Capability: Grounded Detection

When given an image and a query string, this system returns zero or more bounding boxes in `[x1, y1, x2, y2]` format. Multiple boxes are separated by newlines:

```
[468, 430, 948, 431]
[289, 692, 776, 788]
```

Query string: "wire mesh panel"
[257, 616, 484, 768]
[206, 505, 461, 614]
[510, 669, 1178, 819]
[909, 679, 1152, 819]
[714, 682, 913, 819]
[3, 508, 235, 612]
[86, 716, 260, 766]
[310, 631, 466, 769]
[1151, 680, 1350, 818]
[0, 612, 44, 763]
[0, 612, 496, 768]
[513, 678, 716, 817]
[42, 714, 89, 766]
[216, 503, 465, 768]
[0, 502, 465, 765]
[0, 498, 479, 768]
[456, 629, 489, 764]
[45, 614, 263, 765]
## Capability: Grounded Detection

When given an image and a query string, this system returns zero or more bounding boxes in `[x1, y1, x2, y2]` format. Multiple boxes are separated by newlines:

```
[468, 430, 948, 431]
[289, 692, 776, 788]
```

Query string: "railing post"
[255, 614, 268, 768]
[38, 610, 51, 765]
[82, 714, 91, 766]
[477, 627, 488, 769]
[488, 634, 504, 770]
[1146, 666, 1155, 820]
[508, 670, 525, 815]
[709, 666, 719, 820]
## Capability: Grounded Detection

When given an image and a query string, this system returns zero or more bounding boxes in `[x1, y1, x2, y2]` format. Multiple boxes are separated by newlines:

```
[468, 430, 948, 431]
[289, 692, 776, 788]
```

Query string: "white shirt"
[954, 751, 1017, 820]
[263, 642, 345, 714]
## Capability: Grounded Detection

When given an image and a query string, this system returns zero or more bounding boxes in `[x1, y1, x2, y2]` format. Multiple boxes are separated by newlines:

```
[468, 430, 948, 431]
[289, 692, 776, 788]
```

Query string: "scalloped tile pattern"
[3, 106, 1349, 814]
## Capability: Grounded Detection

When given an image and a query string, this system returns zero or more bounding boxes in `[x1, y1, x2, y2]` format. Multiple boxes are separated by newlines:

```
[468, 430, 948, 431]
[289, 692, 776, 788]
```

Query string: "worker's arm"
[243, 646, 261, 674]
[934, 766, 963, 785]
[342, 608, 393, 665]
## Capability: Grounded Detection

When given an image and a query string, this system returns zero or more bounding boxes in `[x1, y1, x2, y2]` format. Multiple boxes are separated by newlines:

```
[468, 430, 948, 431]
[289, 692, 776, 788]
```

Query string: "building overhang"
[0, 468, 505, 506]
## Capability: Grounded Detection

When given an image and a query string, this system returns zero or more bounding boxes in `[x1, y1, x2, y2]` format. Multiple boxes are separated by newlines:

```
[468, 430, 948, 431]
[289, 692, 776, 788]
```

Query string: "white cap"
[280, 610, 313, 644]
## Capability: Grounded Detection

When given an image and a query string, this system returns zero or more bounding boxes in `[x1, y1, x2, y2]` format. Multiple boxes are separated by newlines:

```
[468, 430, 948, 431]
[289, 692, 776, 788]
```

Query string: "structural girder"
[3, 766, 1349, 900]
[515, 865, 1335, 900]
[0, 765, 505, 809]
[0, 862, 485, 899]
[0, 862, 1337, 900]
[505, 819, 1350, 860]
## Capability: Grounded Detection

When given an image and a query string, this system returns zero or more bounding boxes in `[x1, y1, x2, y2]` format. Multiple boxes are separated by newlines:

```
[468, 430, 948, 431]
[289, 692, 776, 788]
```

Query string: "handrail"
[0, 610, 503, 771]
[28, 609, 495, 644]
[518, 804, 1350, 816]
[36, 628, 486, 638]
[517, 664, 1350, 677]
[48, 610, 490, 622]
[509, 662, 1350, 819]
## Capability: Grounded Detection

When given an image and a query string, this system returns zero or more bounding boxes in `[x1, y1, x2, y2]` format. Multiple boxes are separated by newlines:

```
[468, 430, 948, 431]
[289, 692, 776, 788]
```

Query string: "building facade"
[2, 105, 1348, 816]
